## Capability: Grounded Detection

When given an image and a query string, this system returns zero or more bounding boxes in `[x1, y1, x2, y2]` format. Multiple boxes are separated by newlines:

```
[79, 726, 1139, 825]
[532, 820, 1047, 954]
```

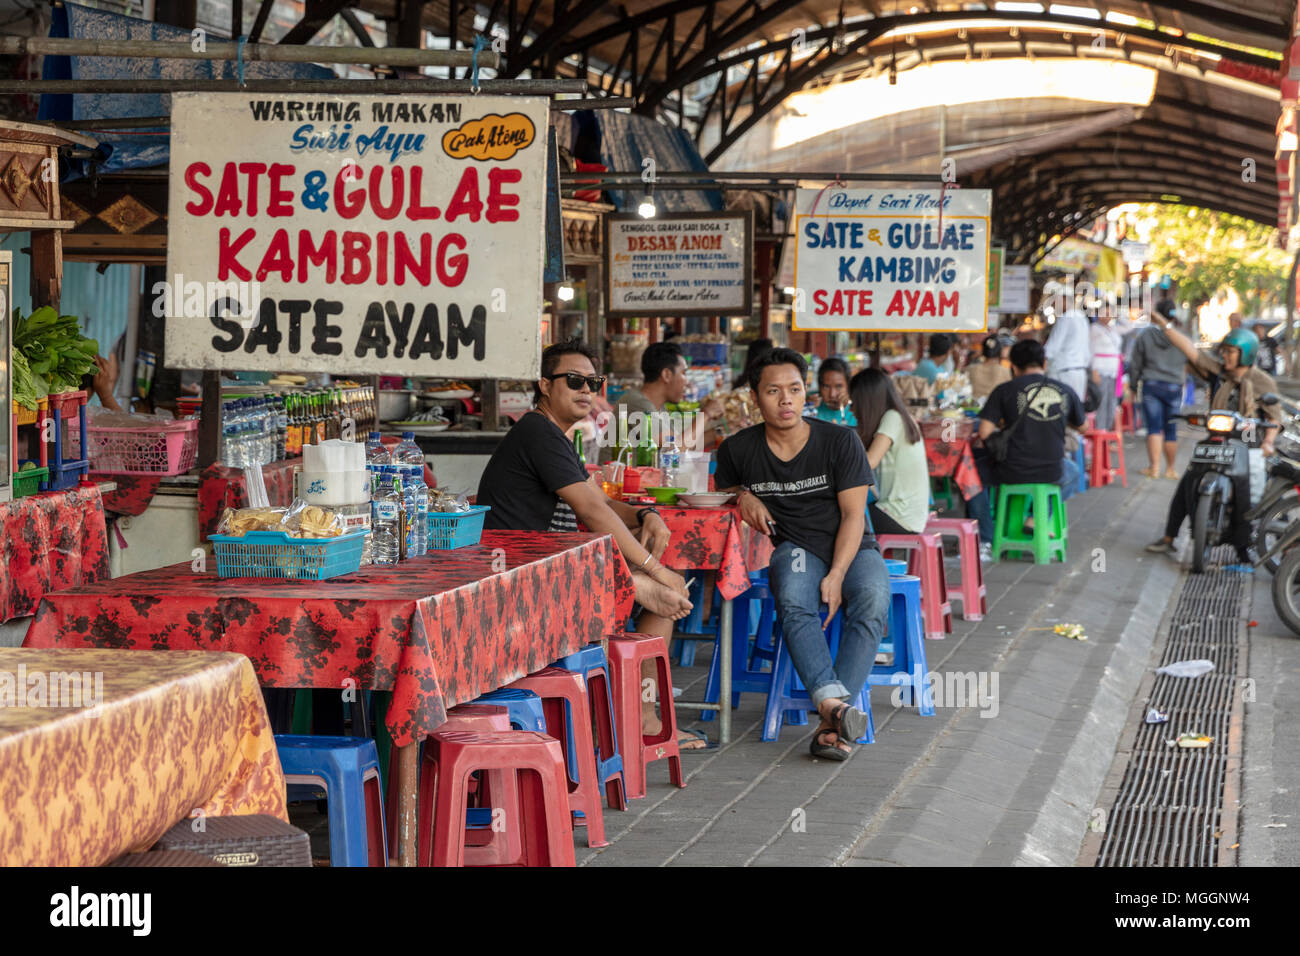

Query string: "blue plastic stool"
[867, 574, 935, 715]
[701, 577, 788, 721]
[1071, 440, 1088, 495]
[276, 734, 387, 867]
[553, 644, 625, 806]
[673, 577, 720, 667]
[884, 558, 908, 576]
[761, 613, 875, 744]
[472, 688, 546, 732]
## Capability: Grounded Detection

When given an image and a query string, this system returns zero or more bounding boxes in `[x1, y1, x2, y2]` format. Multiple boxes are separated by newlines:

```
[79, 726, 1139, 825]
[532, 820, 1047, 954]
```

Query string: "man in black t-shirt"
[714, 348, 890, 761]
[478, 339, 709, 748]
[965, 338, 1085, 544]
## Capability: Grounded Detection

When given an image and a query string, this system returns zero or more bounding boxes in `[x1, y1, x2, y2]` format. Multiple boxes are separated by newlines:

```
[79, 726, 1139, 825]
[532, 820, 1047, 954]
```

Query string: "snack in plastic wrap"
[429, 489, 472, 513]
[280, 499, 346, 538]
[215, 506, 288, 537]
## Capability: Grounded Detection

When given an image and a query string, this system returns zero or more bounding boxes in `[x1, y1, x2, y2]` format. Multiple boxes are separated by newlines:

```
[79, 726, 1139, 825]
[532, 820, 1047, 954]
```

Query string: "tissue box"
[297, 470, 371, 506]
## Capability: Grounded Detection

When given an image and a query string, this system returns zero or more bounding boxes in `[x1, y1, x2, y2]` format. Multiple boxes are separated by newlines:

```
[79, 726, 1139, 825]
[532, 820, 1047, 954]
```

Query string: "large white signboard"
[165, 92, 548, 377]
[792, 187, 991, 332]
[606, 212, 753, 316]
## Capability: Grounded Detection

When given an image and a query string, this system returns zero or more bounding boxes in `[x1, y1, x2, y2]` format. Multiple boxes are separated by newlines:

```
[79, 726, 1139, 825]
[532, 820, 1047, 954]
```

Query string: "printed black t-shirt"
[979, 372, 1085, 483]
[713, 417, 876, 567]
[478, 411, 587, 532]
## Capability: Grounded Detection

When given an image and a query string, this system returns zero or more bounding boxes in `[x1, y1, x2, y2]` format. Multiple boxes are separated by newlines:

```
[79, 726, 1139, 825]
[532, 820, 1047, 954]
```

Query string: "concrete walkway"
[584, 442, 1190, 867]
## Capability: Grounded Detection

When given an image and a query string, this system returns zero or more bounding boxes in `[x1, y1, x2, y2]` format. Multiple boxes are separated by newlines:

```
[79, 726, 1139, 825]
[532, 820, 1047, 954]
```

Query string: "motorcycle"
[1178, 406, 1271, 574]
[1247, 394, 1300, 573]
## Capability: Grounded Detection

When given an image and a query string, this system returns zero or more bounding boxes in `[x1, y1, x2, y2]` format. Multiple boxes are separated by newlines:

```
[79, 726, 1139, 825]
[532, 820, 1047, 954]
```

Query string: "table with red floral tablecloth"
[0, 485, 109, 623]
[655, 505, 773, 743]
[924, 437, 983, 501]
[24, 530, 632, 865]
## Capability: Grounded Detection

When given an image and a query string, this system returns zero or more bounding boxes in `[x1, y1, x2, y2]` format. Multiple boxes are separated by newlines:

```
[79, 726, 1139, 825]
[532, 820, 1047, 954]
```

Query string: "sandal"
[1139, 467, 1158, 479]
[809, 727, 849, 761]
[677, 727, 718, 753]
[829, 701, 870, 744]
[1164, 469, 1179, 480]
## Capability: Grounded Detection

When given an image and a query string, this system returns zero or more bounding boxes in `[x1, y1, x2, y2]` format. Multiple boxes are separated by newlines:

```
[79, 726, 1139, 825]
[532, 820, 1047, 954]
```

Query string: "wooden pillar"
[586, 260, 604, 372]
[198, 369, 222, 468]
[29, 230, 61, 310]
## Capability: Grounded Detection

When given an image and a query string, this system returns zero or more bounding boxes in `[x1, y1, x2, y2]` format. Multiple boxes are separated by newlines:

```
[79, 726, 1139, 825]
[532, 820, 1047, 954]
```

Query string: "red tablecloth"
[92, 473, 161, 517]
[25, 531, 633, 746]
[658, 505, 773, 598]
[924, 437, 983, 501]
[0, 485, 109, 623]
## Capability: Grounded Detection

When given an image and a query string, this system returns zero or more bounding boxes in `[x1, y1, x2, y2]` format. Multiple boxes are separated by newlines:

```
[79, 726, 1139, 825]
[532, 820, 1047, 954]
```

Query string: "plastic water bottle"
[365, 431, 390, 467]
[221, 402, 241, 467]
[370, 469, 401, 566]
[395, 466, 423, 557]
[395, 431, 424, 467]
[274, 394, 288, 461]
[659, 435, 681, 487]
[402, 464, 429, 556]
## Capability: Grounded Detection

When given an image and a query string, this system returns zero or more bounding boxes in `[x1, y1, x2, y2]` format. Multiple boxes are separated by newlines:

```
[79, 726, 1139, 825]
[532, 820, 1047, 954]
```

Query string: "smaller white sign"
[993, 265, 1031, 313]
[1120, 240, 1149, 262]
[606, 212, 752, 316]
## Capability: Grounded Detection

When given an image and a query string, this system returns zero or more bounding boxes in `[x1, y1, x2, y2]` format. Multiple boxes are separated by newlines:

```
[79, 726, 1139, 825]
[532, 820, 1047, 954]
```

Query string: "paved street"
[584, 434, 1296, 867]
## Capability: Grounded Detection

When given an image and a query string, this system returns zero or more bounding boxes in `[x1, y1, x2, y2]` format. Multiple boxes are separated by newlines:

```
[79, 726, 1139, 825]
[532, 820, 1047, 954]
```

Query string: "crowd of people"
[471, 298, 1285, 761]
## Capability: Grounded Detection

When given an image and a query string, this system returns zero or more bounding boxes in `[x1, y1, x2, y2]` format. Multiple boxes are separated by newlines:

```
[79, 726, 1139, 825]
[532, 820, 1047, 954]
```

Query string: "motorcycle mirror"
[1261, 393, 1281, 406]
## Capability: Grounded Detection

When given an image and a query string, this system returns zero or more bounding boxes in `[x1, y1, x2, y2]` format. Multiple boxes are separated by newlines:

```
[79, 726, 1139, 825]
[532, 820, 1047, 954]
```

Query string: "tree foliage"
[1133, 204, 1292, 317]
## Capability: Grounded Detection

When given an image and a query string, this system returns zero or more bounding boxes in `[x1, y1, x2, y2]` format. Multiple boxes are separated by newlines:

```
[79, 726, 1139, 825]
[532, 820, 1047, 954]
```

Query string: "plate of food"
[389, 422, 450, 434]
[423, 380, 476, 399]
[677, 492, 736, 508]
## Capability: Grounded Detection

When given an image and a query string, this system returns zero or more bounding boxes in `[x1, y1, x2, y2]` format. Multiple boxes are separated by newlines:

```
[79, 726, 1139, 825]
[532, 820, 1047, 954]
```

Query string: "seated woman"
[967, 334, 1012, 403]
[849, 368, 930, 535]
[811, 357, 857, 425]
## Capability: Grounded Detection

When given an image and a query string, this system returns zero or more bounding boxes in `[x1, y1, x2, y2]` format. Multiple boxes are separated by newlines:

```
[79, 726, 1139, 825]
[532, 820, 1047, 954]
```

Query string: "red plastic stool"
[924, 516, 987, 621]
[1118, 398, 1138, 436]
[390, 704, 514, 863]
[876, 533, 953, 639]
[607, 633, 685, 800]
[419, 731, 575, 867]
[1086, 430, 1127, 488]
[506, 667, 609, 848]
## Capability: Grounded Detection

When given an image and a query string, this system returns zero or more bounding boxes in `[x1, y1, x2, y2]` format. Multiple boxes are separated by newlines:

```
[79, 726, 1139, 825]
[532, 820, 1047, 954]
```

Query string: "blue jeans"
[766, 541, 890, 707]
[1141, 379, 1181, 442]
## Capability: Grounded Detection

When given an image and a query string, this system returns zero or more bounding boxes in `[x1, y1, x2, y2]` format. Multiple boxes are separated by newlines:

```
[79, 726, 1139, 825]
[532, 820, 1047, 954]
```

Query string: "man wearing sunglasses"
[478, 339, 707, 749]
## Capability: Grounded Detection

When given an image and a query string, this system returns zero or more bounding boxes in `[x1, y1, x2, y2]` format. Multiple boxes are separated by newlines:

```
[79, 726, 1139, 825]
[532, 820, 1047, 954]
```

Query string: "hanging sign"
[605, 211, 753, 317]
[791, 187, 991, 332]
[164, 92, 548, 377]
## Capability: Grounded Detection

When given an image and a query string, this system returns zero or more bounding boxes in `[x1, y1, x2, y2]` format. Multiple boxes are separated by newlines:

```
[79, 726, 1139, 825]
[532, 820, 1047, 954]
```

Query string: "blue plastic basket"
[210, 529, 367, 580]
[426, 505, 491, 550]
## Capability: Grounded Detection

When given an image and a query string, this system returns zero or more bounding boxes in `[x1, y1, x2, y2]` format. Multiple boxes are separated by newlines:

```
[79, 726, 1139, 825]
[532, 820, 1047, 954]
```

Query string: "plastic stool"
[552, 644, 628, 812]
[673, 577, 719, 667]
[876, 533, 953, 639]
[867, 575, 934, 715]
[701, 578, 803, 723]
[419, 731, 575, 867]
[473, 688, 547, 732]
[607, 633, 685, 799]
[931, 475, 958, 511]
[993, 483, 1067, 564]
[275, 735, 387, 867]
[1086, 430, 1127, 488]
[761, 613, 875, 744]
[506, 667, 609, 847]
[924, 516, 987, 621]
[1118, 398, 1139, 435]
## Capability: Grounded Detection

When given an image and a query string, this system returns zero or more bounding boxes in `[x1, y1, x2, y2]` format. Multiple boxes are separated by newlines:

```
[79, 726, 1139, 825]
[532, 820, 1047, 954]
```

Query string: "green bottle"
[574, 431, 586, 466]
[635, 434, 658, 468]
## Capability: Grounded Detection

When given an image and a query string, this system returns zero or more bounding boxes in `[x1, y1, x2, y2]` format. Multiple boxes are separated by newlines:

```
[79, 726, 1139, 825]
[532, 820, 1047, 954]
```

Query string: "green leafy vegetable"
[11, 306, 98, 401]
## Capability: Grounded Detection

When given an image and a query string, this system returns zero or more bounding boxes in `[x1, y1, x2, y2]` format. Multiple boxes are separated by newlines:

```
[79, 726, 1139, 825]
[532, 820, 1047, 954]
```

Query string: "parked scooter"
[1177, 403, 1273, 574]
[1247, 394, 1300, 573]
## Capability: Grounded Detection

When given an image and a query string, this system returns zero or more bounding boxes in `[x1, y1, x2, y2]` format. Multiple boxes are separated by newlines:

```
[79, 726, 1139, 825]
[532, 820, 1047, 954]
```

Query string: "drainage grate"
[1095, 568, 1245, 868]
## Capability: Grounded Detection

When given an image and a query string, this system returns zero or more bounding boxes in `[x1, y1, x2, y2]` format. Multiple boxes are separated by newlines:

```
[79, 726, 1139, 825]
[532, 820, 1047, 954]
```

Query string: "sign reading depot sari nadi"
[606, 211, 753, 317]
[164, 93, 548, 377]
[792, 187, 992, 333]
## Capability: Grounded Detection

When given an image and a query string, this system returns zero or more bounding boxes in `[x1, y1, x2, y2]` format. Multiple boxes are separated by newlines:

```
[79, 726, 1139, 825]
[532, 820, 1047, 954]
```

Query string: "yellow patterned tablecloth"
[0, 648, 287, 866]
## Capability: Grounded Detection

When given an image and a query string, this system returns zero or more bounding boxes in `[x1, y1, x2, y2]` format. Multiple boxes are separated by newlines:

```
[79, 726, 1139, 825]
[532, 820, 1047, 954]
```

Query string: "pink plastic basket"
[85, 418, 199, 476]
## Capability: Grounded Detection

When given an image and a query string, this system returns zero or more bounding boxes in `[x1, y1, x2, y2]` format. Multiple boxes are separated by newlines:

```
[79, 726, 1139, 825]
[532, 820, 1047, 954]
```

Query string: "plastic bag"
[215, 506, 287, 537]
[430, 490, 471, 513]
[1155, 659, 1216, 678]
[280, 498, 346, 538]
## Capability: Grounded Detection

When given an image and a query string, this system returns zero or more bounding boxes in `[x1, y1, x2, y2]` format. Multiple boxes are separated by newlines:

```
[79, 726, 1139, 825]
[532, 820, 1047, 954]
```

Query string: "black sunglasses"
[545, 371, 606, 392]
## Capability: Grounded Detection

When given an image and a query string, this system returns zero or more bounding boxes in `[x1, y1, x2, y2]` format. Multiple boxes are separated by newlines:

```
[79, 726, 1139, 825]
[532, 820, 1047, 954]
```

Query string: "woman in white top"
[1089, 308, 1123, 431]
[850, 368, 930, 535]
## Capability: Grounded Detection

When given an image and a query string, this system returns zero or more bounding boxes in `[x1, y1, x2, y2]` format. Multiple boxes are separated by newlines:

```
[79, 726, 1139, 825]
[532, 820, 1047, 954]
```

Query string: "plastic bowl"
[645, 486, 687, 505]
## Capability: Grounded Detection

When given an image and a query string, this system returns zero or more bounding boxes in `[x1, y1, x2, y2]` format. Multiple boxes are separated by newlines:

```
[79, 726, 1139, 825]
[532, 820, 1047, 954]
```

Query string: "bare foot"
[633, 572, 693, 620]
[644, 714, 709, 749]
[812, 721, 851, 755]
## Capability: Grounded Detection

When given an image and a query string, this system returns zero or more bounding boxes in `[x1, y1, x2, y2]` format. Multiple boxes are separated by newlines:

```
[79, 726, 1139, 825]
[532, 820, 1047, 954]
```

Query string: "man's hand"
[819, 568, 845, 631]
[736, 489, 776, 535]
[92, 354, 123, 412]
[1262, 436, 1276, 457]
[1090, 370, 1101, 385]
[637, 511, 671, 559]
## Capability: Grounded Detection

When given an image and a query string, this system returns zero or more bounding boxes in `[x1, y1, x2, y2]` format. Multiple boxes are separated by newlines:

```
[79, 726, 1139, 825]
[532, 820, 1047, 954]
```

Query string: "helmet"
[1220, 327, 1259, 367]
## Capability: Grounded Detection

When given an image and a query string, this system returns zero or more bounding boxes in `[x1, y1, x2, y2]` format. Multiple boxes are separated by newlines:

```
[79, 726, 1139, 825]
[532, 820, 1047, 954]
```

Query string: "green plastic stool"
[931, 475, 957, 511]
[992, 483, 1067, 564]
